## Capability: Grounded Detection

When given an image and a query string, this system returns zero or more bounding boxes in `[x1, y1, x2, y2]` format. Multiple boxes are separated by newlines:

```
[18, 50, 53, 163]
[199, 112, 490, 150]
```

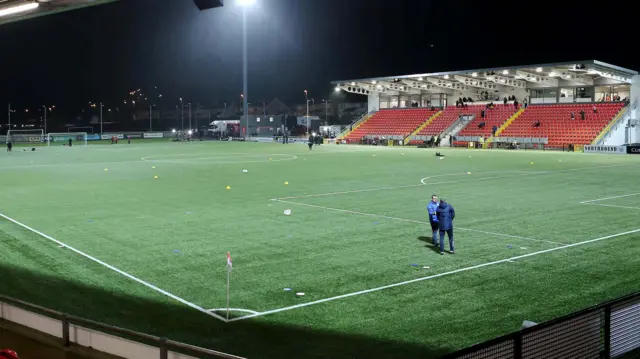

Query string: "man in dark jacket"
[436, 199, 456, 255]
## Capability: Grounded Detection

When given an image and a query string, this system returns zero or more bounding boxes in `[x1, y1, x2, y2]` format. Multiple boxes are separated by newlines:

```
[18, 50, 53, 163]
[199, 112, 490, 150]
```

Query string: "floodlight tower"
[239, 0, 255, 137]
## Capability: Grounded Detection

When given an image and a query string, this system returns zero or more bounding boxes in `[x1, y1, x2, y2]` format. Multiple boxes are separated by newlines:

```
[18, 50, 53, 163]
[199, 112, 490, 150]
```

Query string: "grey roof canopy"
[0, 0, 119, 25]
[332, 60, 637, 96]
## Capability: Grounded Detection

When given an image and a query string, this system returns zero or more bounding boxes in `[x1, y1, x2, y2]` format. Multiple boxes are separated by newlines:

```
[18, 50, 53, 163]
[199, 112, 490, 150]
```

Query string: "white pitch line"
[0, 212, 228, 323]
[272, 199, 563, 245]
[580, 193, 640, 203]
[229, 228, 640, 322]
[581, 203, 640, 210]
[275, 164, 627, 201]
[207, 308, 260, 315]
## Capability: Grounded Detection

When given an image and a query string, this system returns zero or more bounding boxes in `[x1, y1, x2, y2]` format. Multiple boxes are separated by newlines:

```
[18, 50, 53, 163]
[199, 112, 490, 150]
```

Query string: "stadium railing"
[440, 291, 640, 359]
[0, 294, 245, 359]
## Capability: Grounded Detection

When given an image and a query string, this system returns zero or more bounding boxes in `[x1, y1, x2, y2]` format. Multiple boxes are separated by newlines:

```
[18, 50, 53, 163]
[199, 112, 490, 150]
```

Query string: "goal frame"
[6, 129, 45, 144]
[47, 132, 88, 147]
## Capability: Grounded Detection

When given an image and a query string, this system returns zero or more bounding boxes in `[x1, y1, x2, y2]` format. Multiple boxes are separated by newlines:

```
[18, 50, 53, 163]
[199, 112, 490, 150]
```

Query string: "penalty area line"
[229, 228, 640, 322]
[0, 211, 229, 323]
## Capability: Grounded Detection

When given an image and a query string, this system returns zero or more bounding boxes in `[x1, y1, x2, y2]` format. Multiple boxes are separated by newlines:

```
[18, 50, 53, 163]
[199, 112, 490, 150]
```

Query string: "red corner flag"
[226, 252, 232, 273]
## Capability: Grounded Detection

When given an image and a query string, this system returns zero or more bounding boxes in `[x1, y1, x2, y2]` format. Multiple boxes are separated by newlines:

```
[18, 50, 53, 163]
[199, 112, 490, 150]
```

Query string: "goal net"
[47, 133, 88, 147]
[6, 129, 45, 145]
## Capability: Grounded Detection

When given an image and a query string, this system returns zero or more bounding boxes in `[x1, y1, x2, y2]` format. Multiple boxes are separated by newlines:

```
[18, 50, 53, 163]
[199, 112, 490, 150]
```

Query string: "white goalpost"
[47, 133, 88, 147]
[6, 129, 45, 145]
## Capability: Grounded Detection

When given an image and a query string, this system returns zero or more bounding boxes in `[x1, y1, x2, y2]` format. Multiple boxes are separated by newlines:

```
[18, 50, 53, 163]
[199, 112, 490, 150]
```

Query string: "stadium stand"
[500, 103, 626, 148]
[457, 104, 519, 137]
[408, 106, 479, 145]
[345, 108, 438, 142]
[332, 60, 638, 148]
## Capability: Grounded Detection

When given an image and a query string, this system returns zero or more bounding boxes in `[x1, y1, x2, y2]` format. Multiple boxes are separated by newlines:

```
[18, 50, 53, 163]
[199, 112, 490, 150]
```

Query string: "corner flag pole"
[226, 252, 232, 320]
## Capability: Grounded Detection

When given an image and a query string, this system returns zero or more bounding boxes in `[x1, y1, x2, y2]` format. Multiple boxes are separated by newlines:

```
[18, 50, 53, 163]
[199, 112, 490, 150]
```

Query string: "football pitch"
[1, 141, 639, 359]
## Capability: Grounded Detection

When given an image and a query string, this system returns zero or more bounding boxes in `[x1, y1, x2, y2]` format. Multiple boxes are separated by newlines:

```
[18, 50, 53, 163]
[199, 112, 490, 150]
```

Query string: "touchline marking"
[272, 199, 565, 246]
[274, 164, 627, 201]
[580, 193, 640, 204]
[581, 203, 640, 210]
[0, 212, 228, 323]
[229, 228, 640, 322]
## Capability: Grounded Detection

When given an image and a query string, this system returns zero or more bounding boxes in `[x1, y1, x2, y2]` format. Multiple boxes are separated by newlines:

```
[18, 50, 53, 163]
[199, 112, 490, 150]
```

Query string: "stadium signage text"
[101, 134, 124, 140]
[627, 145, 640, 154]
[583, 145, 626, 154]
[143, 132, 163, 139]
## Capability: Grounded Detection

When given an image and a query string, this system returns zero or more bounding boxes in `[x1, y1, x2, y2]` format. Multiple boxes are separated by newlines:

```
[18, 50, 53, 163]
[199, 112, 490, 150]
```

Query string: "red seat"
[500, 103, 625, 147]
[345, 108, 439, 140]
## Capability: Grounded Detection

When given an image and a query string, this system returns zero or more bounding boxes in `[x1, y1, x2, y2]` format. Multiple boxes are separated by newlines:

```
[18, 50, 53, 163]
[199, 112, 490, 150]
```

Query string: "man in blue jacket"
[427, 195, 439, 245]
[436, 199, 455, 255]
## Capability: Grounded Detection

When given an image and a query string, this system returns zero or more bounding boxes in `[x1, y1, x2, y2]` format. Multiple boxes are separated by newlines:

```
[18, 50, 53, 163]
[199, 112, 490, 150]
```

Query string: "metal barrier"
[0, 294, 245, 359]
[441, 291, 640, 359]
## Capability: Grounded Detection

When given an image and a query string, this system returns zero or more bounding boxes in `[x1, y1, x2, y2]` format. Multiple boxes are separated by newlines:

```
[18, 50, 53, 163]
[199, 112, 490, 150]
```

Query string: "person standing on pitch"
[308, 134, 314, 150]
[427, 194, 439, 245]
[436, 198, 456, 255]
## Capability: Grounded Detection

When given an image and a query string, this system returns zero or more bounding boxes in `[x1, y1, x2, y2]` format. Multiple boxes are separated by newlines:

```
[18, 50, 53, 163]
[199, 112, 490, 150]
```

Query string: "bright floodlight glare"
[471, 72, 478, 77]
[0, 2, 38, 17]
[172, 129, 176, 133]
[502, 70, 509, 75]
[312, 132, 316, 136]
[536, 67, 543, 72]
[188, 130, 193, 135]
[238, 0, 255, 6]
[334, 86, 340, 92]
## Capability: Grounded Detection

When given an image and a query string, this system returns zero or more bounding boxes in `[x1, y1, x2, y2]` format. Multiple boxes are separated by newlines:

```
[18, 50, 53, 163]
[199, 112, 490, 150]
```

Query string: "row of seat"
[343, 103, 626, 147]
[500, 103, 625, 146]
[345, 108, 439, 140]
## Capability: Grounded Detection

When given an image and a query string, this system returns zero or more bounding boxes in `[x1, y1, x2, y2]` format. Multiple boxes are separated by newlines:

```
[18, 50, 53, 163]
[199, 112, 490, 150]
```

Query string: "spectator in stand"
[570, 112, 575, 120]
[514, 100, 519, 109]
[481, 109, 485, 118]
[533, 120, 540, 128]
[580, 110, 586, 120]
[478, 121, 486, 129]
[0, 349, 19, 359]
[524, 99, 528, 109]
[492, 125, 498, 136]
[503, 97, 508, 105]
[593, 105, 598, 114]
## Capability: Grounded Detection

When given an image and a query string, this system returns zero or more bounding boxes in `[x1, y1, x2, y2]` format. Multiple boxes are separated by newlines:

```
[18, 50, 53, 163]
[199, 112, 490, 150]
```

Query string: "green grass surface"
[1, 142, 639, 359]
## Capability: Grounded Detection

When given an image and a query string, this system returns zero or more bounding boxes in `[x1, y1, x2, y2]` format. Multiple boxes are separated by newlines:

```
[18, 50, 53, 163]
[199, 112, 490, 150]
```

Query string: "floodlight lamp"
[536, 67, 543, 72]
[0, 2, 38, 18]
[312, 132, 316, 136]
[471, 72, 478, 77]
[443, 75, 449, 79]
[334, 86, 341, 92]
[238, 0, 255, 6]
[502, 70, 509, 75]
[188, 130, 193, 135]
[172, 129, 176, 133]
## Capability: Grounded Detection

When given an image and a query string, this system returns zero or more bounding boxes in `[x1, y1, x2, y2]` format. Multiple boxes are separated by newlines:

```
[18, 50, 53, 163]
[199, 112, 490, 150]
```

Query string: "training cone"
[284, 181, 289, 185]
[154, 175, 158, 179]
[226, 186, 231, 190]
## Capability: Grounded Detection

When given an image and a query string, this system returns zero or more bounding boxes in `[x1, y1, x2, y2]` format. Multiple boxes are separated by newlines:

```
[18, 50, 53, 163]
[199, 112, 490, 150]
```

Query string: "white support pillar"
[631, 75, 640, 143]
[368, 92, 380, 113]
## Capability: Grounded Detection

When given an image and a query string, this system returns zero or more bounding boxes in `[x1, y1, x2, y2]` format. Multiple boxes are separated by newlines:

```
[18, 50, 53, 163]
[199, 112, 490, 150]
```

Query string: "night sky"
[0, 0, 636, 115]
